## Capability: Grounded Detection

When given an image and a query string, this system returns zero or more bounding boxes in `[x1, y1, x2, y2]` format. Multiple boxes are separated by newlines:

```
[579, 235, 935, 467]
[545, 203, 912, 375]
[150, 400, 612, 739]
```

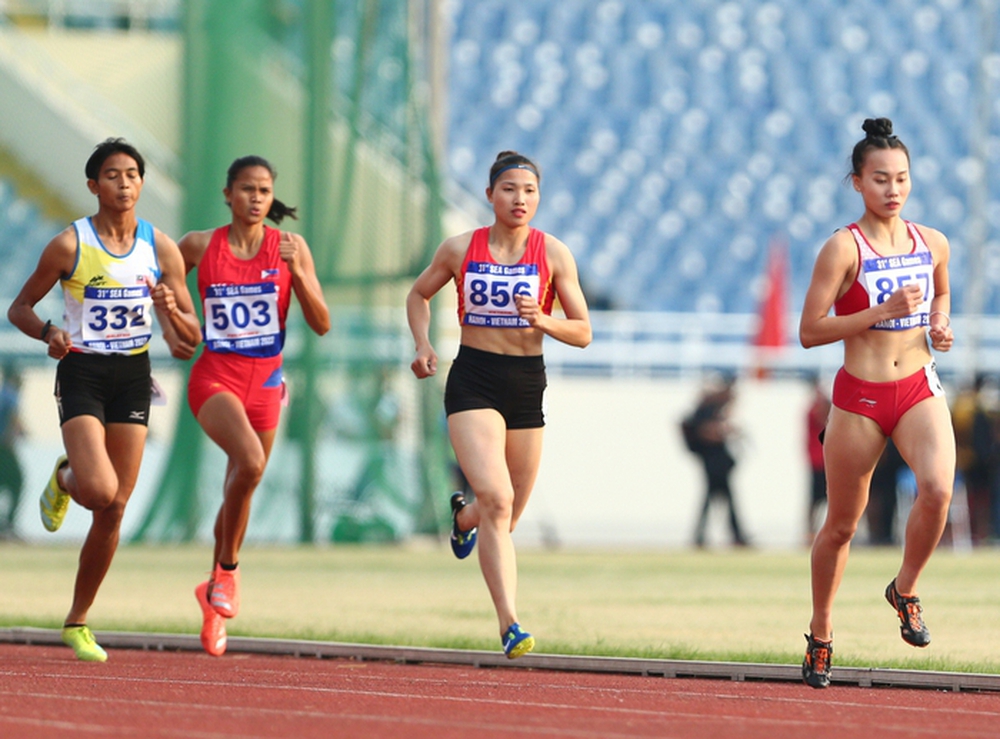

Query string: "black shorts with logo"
[55, 351, 152, 426]
[444, 345, 546, 429]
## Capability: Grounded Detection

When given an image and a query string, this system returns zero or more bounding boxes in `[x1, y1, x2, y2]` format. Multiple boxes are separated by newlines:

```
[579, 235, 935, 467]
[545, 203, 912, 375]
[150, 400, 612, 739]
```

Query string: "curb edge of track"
[3, 626, 997, 692]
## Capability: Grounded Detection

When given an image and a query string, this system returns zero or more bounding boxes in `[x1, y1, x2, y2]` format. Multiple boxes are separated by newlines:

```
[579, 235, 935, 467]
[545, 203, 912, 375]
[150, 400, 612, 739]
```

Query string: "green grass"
[3, 542, 999, 674]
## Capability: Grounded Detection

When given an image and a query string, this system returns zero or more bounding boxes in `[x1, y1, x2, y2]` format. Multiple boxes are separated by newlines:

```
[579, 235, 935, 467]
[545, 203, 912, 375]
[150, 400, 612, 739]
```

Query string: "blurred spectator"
[951, 374, 1000, 543]
[805, 374, 831, 544]
[866, 439, 907, 546]
[0, 363, 24, 539]
[683, 373, 749, 548]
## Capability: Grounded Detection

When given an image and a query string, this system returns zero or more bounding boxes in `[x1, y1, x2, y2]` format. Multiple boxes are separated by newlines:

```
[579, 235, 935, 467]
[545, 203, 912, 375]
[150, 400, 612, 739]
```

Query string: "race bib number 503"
[203, 282, 282, 356]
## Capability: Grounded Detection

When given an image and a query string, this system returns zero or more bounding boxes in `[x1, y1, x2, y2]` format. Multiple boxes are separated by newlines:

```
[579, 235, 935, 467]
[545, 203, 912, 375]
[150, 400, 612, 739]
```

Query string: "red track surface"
[2, 643, 999, 738]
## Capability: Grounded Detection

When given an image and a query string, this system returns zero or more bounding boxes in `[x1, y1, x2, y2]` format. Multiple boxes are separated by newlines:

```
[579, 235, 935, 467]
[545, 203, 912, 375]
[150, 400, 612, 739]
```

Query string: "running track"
[2, 638, 999, 738]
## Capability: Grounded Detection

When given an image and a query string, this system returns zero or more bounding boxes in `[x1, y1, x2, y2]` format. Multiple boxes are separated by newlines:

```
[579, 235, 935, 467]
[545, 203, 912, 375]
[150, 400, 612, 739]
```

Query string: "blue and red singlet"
[456, 226, 554, 328]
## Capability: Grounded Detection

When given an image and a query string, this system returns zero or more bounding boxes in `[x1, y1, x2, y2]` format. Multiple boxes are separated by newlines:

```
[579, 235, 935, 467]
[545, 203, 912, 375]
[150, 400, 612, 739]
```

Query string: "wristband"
[929, 311, 950, 328]
[40, 319, 53, 341]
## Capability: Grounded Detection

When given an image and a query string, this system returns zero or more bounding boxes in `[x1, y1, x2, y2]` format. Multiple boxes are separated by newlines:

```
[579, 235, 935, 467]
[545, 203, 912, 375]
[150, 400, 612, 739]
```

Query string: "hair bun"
[862, 117, 894, 139]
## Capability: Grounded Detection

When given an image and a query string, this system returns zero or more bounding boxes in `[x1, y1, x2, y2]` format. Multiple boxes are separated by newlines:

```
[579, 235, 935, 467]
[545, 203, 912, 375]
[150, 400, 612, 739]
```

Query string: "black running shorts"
[444, 345, 546, 429]
[55, 351, 152, 426]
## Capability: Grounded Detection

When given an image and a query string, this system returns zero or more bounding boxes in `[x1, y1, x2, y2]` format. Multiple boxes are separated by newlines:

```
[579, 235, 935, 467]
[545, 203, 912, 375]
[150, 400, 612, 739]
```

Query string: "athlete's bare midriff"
[842, 326, 933, 382]
[459, 324, 546, 356]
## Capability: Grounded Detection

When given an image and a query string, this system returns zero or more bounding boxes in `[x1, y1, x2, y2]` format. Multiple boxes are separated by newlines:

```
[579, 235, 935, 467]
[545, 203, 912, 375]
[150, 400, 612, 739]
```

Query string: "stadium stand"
[1, 0, 998, 321]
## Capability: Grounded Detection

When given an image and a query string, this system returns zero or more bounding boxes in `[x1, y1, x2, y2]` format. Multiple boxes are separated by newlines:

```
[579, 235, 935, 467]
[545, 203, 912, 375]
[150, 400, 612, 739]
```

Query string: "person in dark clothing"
[685, 375, 748, 548]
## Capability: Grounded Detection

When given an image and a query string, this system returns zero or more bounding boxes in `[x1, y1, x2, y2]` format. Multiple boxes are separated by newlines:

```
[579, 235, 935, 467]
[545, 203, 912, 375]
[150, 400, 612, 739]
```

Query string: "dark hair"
[849, 118, 910, 178]
[226, 155, 298, 224]
[85, 137, 145, 181]
[488, 150, 541, 189]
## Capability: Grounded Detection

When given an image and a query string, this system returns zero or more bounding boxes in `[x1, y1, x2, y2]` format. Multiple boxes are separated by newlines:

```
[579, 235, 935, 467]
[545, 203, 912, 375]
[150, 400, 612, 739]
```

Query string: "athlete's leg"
[197, 392, 276, 566]
[59, 415, 122, 510]
[809, 406, 884, 640]
[505, 427, 543, 531]
[891, 397, 955, 594]
[448, 409, 520, 633]
[64, 421, 147, 625]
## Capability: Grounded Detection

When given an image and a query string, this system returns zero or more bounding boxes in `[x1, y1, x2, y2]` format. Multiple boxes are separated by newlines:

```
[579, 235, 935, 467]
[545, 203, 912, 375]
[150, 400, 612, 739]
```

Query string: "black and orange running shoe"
[802, 633, 832, 689]
[885, 579, 930, 647]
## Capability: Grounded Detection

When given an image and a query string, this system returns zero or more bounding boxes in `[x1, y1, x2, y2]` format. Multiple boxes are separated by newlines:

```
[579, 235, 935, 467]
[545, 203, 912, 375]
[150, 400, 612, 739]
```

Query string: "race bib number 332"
[82, 285, 152, 350]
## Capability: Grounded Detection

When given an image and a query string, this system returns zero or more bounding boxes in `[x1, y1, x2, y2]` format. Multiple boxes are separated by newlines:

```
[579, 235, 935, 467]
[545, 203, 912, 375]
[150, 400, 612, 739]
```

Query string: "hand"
[929, 323, 953, 352]
[147, 276, 178, 316]
[410, 348, 437, 379]
[46, 327, 71, 360]
[279, 231, 301, 270]
[880, 284, 923, 320]
[514, 293, 541, 327]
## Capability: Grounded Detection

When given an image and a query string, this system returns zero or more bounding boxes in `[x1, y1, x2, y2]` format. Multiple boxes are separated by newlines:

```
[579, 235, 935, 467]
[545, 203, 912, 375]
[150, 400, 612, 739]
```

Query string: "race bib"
[863, 251, 934, 330]
[81, 285, 152, 351]
[462, 261, 540, 328]
[203, 282, 282, 357]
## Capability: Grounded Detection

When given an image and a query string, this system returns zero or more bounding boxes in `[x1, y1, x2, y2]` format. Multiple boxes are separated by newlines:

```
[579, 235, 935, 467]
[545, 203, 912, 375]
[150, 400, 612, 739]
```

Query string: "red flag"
[754, 240, 788, 349]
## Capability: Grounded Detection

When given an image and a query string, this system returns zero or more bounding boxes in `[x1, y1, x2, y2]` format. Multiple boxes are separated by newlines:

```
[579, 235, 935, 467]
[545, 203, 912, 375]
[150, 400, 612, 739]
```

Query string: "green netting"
[132, 0, 450, 544]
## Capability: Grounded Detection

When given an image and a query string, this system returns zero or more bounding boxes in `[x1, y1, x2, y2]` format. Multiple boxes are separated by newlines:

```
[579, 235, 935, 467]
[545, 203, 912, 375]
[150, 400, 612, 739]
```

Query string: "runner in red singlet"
[168, 156, 330, 656]
[406, 151, 591, 658]
[798, 118, 955, 688]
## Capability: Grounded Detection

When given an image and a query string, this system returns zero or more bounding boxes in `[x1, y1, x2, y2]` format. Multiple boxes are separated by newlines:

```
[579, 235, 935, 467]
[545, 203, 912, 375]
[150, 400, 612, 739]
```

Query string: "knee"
[917, 479, 953, 512]
[820, 518, 859, 548]
[474, 488, 514, 523]
[233, 450, 267, 489]
[92, 496, 127, 529]
[73, 472, 118, 511]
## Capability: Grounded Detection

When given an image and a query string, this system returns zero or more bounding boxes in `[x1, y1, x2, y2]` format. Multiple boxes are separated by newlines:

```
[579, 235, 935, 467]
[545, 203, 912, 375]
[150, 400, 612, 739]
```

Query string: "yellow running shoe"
[61, 625, 107, 662]
[195, 581, 227, 656]
[40, 455, 70, 532]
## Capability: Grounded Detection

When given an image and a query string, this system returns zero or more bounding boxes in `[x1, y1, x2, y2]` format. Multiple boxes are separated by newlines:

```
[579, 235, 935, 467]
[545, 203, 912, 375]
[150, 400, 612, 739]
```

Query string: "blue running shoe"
[450, 491, 477, 559]
[502, 622, 535, 659]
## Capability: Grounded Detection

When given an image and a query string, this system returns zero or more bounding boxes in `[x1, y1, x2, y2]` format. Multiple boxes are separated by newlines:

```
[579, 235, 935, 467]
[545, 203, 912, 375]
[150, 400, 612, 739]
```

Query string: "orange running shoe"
[209, 563, 240, 619]
[195, 581, 227, 657]
[885, 579, 931, 647]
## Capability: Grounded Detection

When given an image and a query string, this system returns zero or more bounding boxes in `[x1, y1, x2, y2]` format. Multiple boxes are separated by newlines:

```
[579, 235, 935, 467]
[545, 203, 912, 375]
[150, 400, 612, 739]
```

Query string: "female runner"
[170, 156, 330, 656]
[799, 118, 955, 688]
[406, 151, 591, 657]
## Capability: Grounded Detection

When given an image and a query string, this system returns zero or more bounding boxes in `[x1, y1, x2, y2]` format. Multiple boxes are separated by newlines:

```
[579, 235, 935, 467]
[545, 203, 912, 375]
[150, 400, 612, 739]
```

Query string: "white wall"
[515, 375, 815, 550]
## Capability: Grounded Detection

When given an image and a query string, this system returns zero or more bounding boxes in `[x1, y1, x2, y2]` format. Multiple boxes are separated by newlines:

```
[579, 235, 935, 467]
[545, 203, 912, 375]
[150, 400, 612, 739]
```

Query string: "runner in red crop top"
[406, 151, 591, 659]
[797, 118, 955, 689]
[170, 156, 329, 657]
[456, 225, 554, 328]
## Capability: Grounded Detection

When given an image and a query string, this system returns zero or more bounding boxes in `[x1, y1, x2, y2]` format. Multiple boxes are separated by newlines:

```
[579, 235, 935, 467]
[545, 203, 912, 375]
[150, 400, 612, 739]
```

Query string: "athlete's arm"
[406, 235, 466, 378]
[799, 230, 922, 348]
[152, 229, 201, 346]
[922, 225, 953, 352]
[280, 231, 330, 336]
[516, 236, 592, 348]
[7, 228, 76, 359]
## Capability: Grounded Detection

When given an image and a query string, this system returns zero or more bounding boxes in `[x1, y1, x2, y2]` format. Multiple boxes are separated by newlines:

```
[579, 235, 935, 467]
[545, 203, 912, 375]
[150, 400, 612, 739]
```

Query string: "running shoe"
[449, 491, 477, 559]
[61, 625, 107, 663]
[885, 579, 931, 647]
[209, 563, 240, 619]
[195, 581, 227, 657]
[801, 633, 832, 689]
[502, 622, 535, 659]
[39, 455, 70, 532]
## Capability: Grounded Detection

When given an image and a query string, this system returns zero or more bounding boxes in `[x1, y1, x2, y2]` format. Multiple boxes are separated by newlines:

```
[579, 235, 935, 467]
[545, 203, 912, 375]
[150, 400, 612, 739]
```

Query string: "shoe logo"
[129, 410, 146, 421]
[859, 398, 877, 406]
